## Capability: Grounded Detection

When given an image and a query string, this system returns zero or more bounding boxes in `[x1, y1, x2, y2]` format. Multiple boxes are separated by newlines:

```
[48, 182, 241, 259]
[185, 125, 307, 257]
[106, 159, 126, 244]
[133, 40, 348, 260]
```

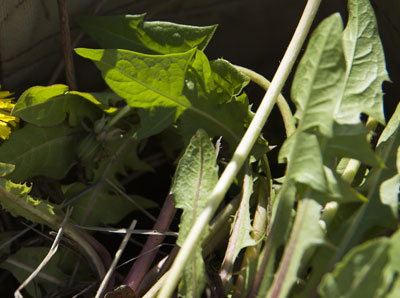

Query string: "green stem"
[234, 65, 296, 137]
[341, 117, 378, 183]
[156, 1, 321, 297]
[105, 104, 132, 130]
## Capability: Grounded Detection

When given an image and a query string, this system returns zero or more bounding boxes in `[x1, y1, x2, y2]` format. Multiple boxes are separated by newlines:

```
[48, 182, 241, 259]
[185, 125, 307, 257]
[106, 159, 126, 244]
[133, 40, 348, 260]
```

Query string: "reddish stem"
[123, 195, 176, 292]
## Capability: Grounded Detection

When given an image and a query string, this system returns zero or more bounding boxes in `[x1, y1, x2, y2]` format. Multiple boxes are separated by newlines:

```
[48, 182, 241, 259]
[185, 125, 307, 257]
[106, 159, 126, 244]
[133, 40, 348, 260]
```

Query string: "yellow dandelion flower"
[0, 88, 19, 140]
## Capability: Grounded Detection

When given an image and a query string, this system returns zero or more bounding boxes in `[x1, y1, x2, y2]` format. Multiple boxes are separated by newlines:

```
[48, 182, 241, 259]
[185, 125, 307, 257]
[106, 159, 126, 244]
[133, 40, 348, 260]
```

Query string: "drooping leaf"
[335, 0, 389, 124]
[171, 129, 218, 298]
[0, 247, 70, 297]
[0, 124, 78, 182]
[78, 14, 217, 54]
[318, 238, 393, 298]
[63, 182, 156, 226]
[12, 85, 113, 127]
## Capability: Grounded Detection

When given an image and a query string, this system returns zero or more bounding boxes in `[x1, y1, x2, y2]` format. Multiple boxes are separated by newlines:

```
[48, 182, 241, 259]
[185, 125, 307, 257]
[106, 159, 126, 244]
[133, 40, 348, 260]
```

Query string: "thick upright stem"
[156, 1, 321, 297]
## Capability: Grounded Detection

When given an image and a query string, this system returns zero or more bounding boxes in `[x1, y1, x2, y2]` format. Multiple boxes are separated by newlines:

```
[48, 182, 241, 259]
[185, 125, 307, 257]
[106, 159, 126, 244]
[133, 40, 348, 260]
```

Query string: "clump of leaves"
[0, 0, 398, 297]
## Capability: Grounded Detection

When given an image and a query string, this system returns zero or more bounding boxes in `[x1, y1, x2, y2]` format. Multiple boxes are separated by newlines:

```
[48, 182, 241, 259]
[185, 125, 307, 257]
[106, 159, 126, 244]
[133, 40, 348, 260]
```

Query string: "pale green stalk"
[156, 1, 321, 297]
[234, 65, 296, 137]
[341, 117, 378, 183]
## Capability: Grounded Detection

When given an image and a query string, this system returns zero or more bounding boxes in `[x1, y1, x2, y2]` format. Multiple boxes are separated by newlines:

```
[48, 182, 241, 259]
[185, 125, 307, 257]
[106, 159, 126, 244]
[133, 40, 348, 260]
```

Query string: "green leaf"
[336, 0, 389, 124]
[63, 182, 156, 226]
[256, 181, 297, 295]
[12, 85, 108, 127]
[0, 124, 78, 182]
[78, 14, 217, 54]
[171, 129, 218, 298]
[0, 162, 14, 177]
[311, 167, 366, 204]
[177, 51, 248, 147]
[360, 102, 400, 229]
[325, 122, 383, 167]
[221, 166, 256, 283]
[379, 148, 400, 222]
[209, 59, 250, 103]
[75, 48, 195, 116]
[136, 106, 176, 140]
[0, 178, 60, 226]
[229, 169, 256, 261]
[279, 132, 327, 193]
[318, 238, 393, 298]
[291, 13, 345, 137]
[268, 198, 325, 298]
[389, 229, 400, 272]
[0, 247, 70, 297]
[77, 47, 248, 149]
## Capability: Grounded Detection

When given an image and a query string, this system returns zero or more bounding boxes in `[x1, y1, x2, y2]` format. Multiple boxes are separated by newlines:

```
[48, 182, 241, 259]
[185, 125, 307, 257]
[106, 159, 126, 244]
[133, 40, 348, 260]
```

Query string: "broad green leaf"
[77, 47, 248, 149]
[336, 0, 389, 124]
[0, 124, 78, 182]
[0, 178, 59, 226]
[291, 13, 345, 137]
[171, 129, 218, 298]
[0, 247, 69, 297]
[268, 198, 324, 298]
[12, 85, 109, 127]
[319, 238, 393, 298]
[136, 106, 176, 140]
[78, 14, 217, 54]
[75, 48, 195, 116]
[63, 182, 156, 226]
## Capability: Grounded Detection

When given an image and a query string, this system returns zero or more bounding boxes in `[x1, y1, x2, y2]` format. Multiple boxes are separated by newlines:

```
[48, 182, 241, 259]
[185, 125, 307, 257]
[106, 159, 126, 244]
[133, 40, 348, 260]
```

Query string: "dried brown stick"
[57, 0, 77, 90]
[50, 0, 107, 85]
